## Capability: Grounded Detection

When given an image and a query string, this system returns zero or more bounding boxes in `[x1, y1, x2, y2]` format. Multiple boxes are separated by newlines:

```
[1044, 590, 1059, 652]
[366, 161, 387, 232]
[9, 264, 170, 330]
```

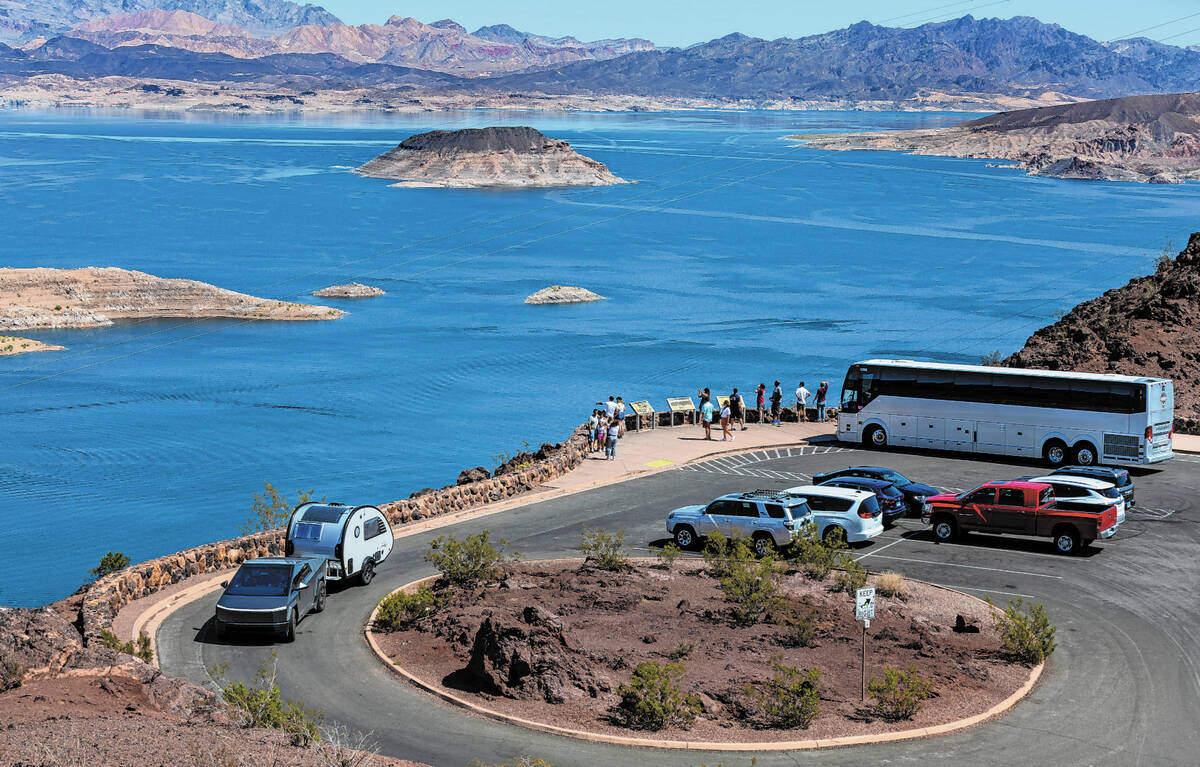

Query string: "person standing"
[730, 387, 746, 431]
[606, 417, 621, 460]
[795, 381, 812, 422]
[596, 413, 608, 455]
[756, 383, 767, 425]
[720, 400, 733, 441]
[603, 396, 617, 419]
[816, 381, 829, 422]
[614, 397, 627, 435]
[588, 409, 601, 452]
[770, 380, 783, 426]
[700, 396, 715, 440]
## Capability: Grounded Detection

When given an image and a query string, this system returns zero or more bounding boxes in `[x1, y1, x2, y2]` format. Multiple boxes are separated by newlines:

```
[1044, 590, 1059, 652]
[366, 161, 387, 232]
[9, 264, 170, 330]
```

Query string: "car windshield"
[879, 470, 909, 485]
[225, 565, 290, 597]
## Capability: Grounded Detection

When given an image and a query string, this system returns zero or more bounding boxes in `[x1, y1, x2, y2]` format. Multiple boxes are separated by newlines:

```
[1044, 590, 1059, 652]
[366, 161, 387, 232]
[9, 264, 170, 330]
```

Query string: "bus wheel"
[1043, 440, 1068, 467]
[1073, 442, 1098, 466]
[863, 426, 888, 449]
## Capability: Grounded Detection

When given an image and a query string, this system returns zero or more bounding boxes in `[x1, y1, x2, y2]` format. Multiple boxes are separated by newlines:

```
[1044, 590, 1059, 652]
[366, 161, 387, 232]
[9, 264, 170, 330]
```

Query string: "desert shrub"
[979, 350, 1003, 366]
[425, 530, 513, 588]
[655, 542, 682, 569]
[90, 551, 131, 579]
[867, 663, 934, 721]
[833, 554, 869, 594]
[0, 656, 26, 691]
[580, 528, 629, 571]
[668, 642, 694, 660]
[778, 606, 818, 648]
[719, 551, 781, 626]
[750, 658, 822, 729]
[241, 482, 317, 535]
[215, 652, 322, 747]
[874, 571, 908, 598]
[788, 522, 843, 579]
[989, 597, 1057, 664]
[315, 723, 381, 767]
[98, 629, 153, 663]
[614, 661, 702, 731]
[374, 586, 443, 631]
[703, 530, 756, 578]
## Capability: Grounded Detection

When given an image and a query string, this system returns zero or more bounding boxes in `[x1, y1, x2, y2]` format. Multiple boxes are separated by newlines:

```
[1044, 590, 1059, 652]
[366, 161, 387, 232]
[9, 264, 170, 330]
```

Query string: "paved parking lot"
[160, 444, 1200, 766]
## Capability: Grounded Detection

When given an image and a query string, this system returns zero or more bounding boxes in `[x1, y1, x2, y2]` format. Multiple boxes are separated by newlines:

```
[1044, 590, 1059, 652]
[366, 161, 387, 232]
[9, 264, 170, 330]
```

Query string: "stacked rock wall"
[79, 425, 590, 644]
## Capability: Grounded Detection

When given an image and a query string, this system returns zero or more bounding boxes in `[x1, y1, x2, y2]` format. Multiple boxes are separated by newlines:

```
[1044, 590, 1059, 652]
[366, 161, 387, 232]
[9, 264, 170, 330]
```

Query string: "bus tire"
[932, 514, 958, 542]
[1073, 442, 1098, 466]
[863, 425, 888, 449]
[1053, 525, 1082, 555]
[1043, 439, 1069, 467]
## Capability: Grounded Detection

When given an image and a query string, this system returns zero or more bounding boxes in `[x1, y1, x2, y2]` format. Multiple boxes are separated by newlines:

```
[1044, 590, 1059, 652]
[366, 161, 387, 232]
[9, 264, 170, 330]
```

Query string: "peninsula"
[524, 285, 606, 305]
[354, 126, 628, 188]
[0, 267, 344, 332]
[0, 335, 64, 356]
[793, 91, 1200, 184]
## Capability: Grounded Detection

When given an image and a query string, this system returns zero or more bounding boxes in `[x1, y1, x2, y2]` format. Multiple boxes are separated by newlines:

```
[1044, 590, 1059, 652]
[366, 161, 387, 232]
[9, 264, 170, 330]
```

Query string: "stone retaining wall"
[79, 425, 591, 644]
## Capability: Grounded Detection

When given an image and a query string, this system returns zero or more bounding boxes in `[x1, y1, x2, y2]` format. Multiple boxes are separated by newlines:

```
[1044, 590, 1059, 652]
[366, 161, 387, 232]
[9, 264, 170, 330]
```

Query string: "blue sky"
[317, 0, 1200, 48]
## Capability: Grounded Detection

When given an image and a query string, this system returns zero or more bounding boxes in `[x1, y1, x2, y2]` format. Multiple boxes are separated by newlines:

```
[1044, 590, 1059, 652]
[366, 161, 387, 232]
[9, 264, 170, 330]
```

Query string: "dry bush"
[314, 724, 380, 767]
[874, 571, 907, 598]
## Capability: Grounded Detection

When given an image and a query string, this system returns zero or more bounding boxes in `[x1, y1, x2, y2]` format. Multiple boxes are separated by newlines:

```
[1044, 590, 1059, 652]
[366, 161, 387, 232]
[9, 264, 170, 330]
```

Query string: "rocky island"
[794, 91, 1200, 184]
[0, 335, 65, 356]
[1004, 233, 1200, 428]
[0, 267, 344, 332]
[354, 126, 628, 188]
[524, 285, 606, 305]
[313, 283, 386, 298]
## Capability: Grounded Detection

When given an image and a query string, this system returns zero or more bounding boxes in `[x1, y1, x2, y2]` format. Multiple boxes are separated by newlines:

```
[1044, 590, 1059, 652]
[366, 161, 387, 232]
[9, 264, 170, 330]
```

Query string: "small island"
[792, 91, 1200, 184]
[313, 283, 386, 298]
[0, 267, 344, 333]
[524, 285, 606, 305]
[0, 335, 64, 356]
[354, 126, 629, 188]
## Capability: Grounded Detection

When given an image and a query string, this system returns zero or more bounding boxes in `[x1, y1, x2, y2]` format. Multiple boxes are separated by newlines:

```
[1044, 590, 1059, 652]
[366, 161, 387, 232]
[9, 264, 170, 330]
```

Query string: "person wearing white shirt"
[795, 381, 812, 422]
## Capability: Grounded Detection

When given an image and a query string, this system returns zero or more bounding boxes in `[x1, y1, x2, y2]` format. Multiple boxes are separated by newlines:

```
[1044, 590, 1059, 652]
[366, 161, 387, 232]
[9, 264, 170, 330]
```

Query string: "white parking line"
[930, 584, 1039, 600]
[864, 554, 1063, 579]
[855, 537, 907, 561]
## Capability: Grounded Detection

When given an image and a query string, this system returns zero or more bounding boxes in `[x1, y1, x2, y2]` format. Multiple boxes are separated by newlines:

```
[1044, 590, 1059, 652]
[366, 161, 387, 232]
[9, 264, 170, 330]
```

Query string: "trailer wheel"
[359, 559, 375, 586]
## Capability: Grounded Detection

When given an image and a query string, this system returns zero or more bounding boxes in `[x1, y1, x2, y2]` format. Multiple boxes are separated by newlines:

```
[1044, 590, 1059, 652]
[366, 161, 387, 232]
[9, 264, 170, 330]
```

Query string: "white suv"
[665, 490, 813, 556]
[1025, 474, 1127, 525]
[783, 484, 885, 544]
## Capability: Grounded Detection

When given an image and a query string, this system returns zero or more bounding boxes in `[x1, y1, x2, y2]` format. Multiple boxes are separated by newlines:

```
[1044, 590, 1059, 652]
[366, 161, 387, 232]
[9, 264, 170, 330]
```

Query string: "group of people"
[693, 380, 829, 439]
[790, 380, 830, 424]
[587, 396, 625, 460]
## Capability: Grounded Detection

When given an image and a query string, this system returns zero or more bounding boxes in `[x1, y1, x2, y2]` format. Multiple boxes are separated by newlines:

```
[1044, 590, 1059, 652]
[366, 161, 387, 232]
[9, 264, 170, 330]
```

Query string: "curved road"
[160, 445, 1200, 766]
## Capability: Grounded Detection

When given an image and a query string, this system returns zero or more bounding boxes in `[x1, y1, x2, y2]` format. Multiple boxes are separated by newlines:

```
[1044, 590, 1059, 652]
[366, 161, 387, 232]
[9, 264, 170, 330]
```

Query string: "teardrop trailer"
[285, 502, 393, 585]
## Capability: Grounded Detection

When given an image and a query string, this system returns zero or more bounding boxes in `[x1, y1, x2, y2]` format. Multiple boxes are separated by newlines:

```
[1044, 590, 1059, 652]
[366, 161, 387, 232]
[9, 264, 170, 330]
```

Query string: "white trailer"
[286, 502, 393, 585]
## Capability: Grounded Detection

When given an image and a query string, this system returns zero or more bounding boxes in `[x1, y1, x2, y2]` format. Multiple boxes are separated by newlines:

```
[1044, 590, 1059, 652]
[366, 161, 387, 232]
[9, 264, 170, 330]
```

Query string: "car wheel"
[752, 533, 776, 557]
[1053, 526, 1081, 555]
[1043, 439, 1068, 467]
[932, 515, 957, 542]
[312, 581, 327, 613]
[1073, 442, 1098, 466]
[281, 609, 297, 643]
[359, 559, 375, 586]
[822, 526, 847, 545]
[673, 525, 697, 550]
[863, 426, 887, 449]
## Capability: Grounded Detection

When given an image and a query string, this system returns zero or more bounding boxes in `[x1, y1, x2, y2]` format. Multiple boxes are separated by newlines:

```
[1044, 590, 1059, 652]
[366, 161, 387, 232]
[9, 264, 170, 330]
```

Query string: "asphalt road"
[159, 443, 1200, 766]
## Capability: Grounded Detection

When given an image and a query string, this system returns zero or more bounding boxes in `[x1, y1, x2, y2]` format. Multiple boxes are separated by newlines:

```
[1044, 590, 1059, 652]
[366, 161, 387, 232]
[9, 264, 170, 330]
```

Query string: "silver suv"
[665, 489, 813, 556]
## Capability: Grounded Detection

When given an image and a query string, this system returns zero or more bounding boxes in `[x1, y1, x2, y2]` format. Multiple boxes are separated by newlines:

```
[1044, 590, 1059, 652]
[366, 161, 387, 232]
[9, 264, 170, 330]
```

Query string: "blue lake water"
[2, 108, 1198, 606]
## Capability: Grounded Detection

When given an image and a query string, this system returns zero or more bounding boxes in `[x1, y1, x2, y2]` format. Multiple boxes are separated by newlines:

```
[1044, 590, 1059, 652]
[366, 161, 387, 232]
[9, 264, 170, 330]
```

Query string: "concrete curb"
[365, 560, 1045, 752]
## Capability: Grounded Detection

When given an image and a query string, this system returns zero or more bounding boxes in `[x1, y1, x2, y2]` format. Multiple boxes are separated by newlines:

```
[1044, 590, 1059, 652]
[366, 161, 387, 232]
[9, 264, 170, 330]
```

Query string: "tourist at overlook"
[796, 381, 811, 422]
[588, 409, 601, 452]
[730, 387, 746, 431]
[615, 396, 626, 435]
[756, 383, 766, 423]
[700, 395, 715, 440]
[720, 400, 733, 441]
[605, 418, 621, 460]
[770, 380, 783, 426]
[602, 396, 617, 418]
[816, 381, 829, 421]
[596, 413, 609, 454]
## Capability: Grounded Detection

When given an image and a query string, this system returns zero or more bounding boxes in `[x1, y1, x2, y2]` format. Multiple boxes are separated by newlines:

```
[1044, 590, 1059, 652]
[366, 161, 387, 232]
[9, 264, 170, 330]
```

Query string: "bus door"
[946, 419, 976, 452]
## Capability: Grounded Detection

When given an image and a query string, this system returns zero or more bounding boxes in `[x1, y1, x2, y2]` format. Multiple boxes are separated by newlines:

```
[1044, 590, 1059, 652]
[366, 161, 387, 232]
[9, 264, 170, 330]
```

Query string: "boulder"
[457, 466, 491, 485]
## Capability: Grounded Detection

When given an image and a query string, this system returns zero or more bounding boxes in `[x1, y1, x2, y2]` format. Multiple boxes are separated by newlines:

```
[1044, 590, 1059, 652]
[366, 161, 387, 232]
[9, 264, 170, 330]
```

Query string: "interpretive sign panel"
[630, 401, 654, 416]
[667, 397, 696, 412]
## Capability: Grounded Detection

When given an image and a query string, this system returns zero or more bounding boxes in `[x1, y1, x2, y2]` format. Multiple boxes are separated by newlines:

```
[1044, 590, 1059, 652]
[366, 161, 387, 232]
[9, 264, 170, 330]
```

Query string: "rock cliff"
[1005, 233, 1200, 425]
[354, 126, 627, 188]
[795, 91, 1200, 183]
[0, 266, 344, 331]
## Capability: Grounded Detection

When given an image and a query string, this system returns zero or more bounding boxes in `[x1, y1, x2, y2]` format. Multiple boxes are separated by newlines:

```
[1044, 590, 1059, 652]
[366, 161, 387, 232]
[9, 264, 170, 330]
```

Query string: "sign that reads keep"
[629, 401, 654, 416]
[855, 587, 876, 622]
[666, 397, 696, 412]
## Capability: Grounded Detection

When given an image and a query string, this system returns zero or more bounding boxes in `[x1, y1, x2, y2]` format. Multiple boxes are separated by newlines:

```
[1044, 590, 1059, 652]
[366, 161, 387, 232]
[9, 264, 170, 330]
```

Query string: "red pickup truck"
[922, 480, 1118, 555]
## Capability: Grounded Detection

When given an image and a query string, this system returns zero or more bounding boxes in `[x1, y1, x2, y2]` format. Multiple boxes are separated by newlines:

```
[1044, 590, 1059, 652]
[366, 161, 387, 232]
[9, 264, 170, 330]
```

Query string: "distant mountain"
[487, 15, 1200, 101]
[0, 0, 340, 43]
[62, 11, 654, 74]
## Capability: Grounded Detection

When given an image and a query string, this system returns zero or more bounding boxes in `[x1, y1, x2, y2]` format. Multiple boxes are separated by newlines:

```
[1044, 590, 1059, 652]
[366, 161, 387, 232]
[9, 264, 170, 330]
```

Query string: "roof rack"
[737, 489, 801, 500]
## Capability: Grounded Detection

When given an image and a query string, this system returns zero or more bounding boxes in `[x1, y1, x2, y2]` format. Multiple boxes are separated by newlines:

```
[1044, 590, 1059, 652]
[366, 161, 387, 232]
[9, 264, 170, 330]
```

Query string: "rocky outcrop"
[796, 91, 1200, 184]
[354, 127, 628, 188]
[312, 282, 385, 298]
[524, 285, 606, 305]
[1005, 232, 1200, 427]
[465, 605, 610, 703]
[0, 267, 343, 331]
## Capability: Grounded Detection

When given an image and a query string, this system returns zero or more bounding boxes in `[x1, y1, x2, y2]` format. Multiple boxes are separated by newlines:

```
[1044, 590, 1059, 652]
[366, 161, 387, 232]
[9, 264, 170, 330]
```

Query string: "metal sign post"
[666, 397, 696, 427]
[855, 587, 876, 702]
[629, 401, 654, 431]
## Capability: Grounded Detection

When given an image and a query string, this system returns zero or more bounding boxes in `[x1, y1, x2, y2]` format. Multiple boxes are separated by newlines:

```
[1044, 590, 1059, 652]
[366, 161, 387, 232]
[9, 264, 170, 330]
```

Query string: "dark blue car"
[817, 476, 907, 526]
[811, 466, 939, 517]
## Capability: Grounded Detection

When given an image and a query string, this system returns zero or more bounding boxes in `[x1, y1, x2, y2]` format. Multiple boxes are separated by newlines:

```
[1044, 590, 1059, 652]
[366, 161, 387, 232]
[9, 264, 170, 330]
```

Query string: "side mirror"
[220, 581, 229, 588]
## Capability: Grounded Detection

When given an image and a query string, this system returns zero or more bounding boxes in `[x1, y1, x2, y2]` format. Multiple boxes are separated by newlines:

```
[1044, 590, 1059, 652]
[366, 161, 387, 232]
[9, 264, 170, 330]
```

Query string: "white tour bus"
[837, 359, 1174, 467]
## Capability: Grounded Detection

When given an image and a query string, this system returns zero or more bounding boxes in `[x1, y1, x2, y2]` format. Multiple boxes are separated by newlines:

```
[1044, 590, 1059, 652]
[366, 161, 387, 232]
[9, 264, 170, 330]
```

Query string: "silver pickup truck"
[214, 556, 327, 642]
[666, 489, 813, 555]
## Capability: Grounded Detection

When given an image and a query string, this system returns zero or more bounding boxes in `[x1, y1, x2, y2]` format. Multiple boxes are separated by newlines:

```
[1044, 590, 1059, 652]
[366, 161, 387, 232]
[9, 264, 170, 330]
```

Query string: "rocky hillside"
[797, 91, 1200, 183]
[1005, 233, 1200, 424]
[490, 15, 1200, 102]
[355, 126, 628, 188]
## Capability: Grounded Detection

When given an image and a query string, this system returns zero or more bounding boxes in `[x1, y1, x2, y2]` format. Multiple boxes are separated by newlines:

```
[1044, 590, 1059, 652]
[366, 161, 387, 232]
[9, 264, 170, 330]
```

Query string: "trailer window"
[302, 505, 346, 523]
[293, 522, 322, 541]
[363, 517, 387, 541]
